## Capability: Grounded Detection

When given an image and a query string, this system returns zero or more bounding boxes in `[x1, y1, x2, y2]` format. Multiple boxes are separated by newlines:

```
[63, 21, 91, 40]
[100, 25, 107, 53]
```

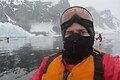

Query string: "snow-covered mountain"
[0, 0, 120, 36]
[87, 7, 120, 34]
[0, 0, 70, 34]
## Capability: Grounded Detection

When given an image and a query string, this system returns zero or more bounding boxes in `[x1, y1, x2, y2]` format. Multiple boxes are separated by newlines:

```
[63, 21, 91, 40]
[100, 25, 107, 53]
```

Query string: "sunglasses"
[61, 6, 93, 24]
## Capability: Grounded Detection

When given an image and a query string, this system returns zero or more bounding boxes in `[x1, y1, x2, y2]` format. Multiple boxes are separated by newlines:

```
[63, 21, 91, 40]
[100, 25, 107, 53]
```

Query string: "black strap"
[43, 52, 62, 74]
[93, 49, 105, 80]
[63, 68, 69, 80]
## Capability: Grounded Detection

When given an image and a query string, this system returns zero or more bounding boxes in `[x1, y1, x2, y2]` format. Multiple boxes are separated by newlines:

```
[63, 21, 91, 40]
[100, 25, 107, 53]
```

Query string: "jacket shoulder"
[103, 54, 120, 80]
[29, 52, 62, 80]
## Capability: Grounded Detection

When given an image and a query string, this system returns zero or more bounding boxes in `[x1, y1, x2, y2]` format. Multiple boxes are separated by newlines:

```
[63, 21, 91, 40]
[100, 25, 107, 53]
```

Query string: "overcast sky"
[68, 0, 120, 20]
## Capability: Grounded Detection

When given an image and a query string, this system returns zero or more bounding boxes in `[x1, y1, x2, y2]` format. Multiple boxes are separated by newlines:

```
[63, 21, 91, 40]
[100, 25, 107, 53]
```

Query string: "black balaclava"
[61, 14, 95, 64]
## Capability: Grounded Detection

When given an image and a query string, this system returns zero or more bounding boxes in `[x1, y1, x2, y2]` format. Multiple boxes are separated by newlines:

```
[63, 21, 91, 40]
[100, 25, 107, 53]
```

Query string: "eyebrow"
[66, 31, 74, 33]
[77, 29, 88, 32]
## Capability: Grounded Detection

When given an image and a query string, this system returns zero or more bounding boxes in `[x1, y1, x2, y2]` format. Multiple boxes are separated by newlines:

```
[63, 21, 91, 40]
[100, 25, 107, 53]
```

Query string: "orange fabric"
[42, 55, 94, 80]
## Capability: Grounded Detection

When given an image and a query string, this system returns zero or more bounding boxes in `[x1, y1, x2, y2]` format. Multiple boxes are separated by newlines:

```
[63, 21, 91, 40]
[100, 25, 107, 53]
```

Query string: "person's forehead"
[61, 7, 93, 23]
[66, 23, 87, 31]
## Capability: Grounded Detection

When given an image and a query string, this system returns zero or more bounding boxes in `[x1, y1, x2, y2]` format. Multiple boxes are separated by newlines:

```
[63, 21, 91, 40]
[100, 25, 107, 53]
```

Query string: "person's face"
[65, 23, 90, 38]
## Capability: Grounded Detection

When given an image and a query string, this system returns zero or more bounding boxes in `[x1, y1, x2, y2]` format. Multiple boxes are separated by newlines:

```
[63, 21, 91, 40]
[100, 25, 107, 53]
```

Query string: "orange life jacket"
[30, 49, 105, 80]
[42, 55, 94, 80]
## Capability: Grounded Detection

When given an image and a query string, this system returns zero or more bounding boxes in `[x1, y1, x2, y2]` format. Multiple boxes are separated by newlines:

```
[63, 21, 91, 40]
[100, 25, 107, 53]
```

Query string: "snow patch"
[101, 14, 108, 18]
[94, 24, 115, 34]
[13, 8, 19, 11]
[30, 22, 55, 36]
[112, 18, 120, 30]
[0, 22, 34, 37]
[5, 13, 15, 23]
[41, 0, 60, 6]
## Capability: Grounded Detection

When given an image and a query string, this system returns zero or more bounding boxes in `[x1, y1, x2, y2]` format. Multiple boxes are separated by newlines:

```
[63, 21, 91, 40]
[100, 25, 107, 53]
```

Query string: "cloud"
[68, 0, 120, 19]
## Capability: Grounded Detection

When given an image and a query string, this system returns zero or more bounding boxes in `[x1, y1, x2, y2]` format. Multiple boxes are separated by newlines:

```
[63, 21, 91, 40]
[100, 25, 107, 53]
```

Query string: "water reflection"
[0, 36, 62, 80]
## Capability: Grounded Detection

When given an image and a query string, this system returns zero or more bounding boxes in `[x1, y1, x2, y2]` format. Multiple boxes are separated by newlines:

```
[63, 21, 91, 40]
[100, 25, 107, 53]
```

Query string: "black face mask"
[63, 33, 94, 64]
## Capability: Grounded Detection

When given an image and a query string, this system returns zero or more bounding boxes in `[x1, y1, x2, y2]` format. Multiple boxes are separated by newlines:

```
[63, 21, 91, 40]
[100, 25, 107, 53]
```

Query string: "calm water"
[0, 36, 63, 80]
[0, 33, 120, 80]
